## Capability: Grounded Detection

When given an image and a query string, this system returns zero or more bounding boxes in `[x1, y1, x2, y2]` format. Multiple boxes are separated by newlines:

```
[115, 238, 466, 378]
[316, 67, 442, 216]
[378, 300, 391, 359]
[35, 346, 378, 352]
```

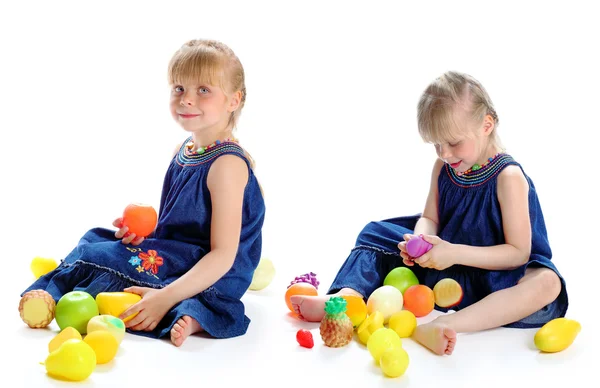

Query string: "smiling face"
[169, 80, 237, 134]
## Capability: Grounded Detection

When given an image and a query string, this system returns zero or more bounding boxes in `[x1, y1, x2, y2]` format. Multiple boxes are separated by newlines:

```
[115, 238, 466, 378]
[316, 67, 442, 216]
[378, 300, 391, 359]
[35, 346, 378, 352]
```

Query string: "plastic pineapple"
[320, 296, 353, 347]
[18, 289, 56, 328]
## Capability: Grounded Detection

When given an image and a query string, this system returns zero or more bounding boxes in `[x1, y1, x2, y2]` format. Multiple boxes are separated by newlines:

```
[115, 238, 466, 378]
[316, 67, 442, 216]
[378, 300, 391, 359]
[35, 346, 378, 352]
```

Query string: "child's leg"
[290, 288, 363, 322]
[170, 316, 204, 347]
[413, 267, 562, 355]
[291, 216, 421, 322]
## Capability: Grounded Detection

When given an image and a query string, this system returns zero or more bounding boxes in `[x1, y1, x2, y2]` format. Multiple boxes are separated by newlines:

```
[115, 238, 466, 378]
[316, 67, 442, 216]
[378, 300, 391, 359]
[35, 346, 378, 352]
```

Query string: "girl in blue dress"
[20, 39, 266, 346]
[292, 71, 567, 356]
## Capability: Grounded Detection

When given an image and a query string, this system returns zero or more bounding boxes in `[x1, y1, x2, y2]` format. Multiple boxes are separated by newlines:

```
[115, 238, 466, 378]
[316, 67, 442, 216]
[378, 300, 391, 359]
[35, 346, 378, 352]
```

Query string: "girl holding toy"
[292, 71, 568, 356]
[20, 39, 266, 347]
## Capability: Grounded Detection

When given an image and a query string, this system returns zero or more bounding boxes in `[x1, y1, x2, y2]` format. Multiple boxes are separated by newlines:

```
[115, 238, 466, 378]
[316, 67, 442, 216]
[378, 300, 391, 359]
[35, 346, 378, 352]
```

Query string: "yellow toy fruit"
[18, 289, 55, 328]
[341, 294, 368, 328]
[388, 310, 417, 338]
[380, 346, 410, 378]
[366, 285, 404, 323]
[49, 327, 82, 353]
[357, 310, 384, 345]
[534, 317, 581, 353]
[95, 292, 142, 323]
[45, 339, 96, 381]
[30, 256, 58, 279]
[87, 315, 126, 344]
[84, 330, 119, 364]
[249, 257, 276, 291]
[367, 327, 402, 365]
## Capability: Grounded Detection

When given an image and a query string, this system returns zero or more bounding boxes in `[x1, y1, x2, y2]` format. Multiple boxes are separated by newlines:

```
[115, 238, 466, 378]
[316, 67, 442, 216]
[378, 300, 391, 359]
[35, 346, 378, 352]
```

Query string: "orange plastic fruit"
[341, 294, 368, 327]
[403, 285, 435, 317]
[285, 283, 318, 313]
[122, 203, 158, 238]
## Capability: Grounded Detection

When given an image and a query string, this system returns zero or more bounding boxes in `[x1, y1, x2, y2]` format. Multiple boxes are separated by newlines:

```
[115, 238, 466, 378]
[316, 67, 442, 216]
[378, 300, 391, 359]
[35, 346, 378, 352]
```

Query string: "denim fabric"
[22, 139, 265, 339]
[329, 156, 568, 329]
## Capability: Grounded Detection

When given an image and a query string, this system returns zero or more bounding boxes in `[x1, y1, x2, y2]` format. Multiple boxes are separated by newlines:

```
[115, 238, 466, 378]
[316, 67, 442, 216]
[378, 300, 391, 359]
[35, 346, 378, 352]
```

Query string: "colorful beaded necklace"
[185, 137, 238, 155]
[454, 153, 501, 176]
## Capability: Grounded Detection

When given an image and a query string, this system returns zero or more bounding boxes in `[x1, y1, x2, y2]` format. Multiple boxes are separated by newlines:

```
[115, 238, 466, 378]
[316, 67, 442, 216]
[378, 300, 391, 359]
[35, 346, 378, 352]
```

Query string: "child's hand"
[413, 235, 454, 270]
[113, 218, 145, 246]
[119, 286, 174, 332]
[398, 234, 417, 266]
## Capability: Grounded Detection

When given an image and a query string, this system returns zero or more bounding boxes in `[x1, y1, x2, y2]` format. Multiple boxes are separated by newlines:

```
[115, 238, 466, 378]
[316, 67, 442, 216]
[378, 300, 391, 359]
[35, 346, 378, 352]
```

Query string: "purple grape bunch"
[288, 272, 320, 289]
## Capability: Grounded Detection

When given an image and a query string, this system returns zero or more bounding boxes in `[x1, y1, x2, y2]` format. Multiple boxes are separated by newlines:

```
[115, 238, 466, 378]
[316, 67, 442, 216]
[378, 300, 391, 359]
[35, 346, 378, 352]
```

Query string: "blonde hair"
[168, 39, 257, 169]
[417, 71, 503, 150]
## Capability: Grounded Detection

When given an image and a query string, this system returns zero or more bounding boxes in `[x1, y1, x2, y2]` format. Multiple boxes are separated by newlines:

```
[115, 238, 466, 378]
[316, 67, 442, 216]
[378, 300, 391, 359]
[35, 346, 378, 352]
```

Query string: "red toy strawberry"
[296, 329, 314, 348]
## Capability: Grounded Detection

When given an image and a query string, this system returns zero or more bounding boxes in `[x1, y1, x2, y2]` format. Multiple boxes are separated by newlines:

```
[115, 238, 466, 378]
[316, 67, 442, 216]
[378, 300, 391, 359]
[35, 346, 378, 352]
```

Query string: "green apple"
[55, 291, 99, 334]
[383, 267, 419, 294]
[87, 314, 126, 344]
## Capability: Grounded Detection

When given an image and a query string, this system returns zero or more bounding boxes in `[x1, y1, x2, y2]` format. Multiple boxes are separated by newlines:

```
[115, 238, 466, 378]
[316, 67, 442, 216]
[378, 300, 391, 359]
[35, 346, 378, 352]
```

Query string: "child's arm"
[413, 158, 444, 236]
[162, 154, 249, 303]
[452, 165, 532, 270]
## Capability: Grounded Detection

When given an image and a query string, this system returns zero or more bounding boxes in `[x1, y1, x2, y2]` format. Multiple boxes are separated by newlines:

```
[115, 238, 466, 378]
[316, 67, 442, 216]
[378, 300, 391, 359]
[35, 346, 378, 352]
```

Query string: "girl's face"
[433, 114, 495, 172]
[169, 79, 239, 135]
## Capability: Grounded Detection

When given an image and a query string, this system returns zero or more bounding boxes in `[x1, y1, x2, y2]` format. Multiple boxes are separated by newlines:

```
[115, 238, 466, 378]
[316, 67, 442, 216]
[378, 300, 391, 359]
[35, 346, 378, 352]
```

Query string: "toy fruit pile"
[19, 287, 142, 382]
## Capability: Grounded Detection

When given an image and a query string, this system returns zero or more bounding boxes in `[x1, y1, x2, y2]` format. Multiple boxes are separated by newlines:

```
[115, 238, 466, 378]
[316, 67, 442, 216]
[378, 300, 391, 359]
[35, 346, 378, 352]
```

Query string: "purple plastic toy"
[406, 235, 433, 258]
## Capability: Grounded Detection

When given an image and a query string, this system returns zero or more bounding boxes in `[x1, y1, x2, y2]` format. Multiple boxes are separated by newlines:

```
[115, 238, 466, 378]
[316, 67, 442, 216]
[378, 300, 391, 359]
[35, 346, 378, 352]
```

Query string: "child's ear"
[228, 90, 242, 113]
[482, 114, 495, 136]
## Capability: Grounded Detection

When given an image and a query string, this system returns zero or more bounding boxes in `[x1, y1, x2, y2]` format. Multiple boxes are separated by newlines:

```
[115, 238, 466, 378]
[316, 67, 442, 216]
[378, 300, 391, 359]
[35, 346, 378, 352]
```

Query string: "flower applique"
[125, 248, 164, 279]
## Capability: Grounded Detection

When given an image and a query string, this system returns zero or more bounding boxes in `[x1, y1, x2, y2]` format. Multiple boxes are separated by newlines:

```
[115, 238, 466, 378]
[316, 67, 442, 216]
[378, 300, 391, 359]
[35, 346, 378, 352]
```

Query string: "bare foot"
[412, 321, 457, 355]
[290, 295, 329, 322]
[170, 316, 203, 347]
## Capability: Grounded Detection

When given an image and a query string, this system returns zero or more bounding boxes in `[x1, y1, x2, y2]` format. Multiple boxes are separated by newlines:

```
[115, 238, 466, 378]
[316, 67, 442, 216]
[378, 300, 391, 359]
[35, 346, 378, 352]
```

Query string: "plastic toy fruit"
[384, 267, 419, 294]
[367, 328, 402, 365]
[341, 294, 368, 328]
[403, 285, 435, 317]
[296, 329, 314, 349]
[285, 282, 318, 313]
[55, 291, 99, 334]
[388, 310, 417, 338]
[380, 346, 410, 378]
[357, 310, 385, 345]
[433, 278, 463, 308]
[45, 339, 96, 381]
[534, 318, 581, 353]
[87, 315, 126, 344]
[320, 297, 353, 347]
[366, 285, 404, 323]
[122, 203, 158, 238]
[249, 257, 276, 291]
[406, 235, 433, 258]
[95, 291, 142, 323]
[49, 327, 82, 353]
[30, 257, 58, 279]
[19, 289, 56, 328]
[84, 330, 119, 364]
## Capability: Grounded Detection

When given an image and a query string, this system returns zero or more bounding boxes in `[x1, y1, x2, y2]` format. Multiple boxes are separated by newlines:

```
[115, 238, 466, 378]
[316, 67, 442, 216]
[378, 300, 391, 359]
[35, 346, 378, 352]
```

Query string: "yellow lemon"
[367, 328, 402, 365]
[30, 257, 58, 278]
[534, 317, 581, 353]
[388, 310, 417, 338]
[49, 327, 82, 353]
[357, 310, 384, 345]
[83, 330, 119, 364]
[380, 347, 410, 378]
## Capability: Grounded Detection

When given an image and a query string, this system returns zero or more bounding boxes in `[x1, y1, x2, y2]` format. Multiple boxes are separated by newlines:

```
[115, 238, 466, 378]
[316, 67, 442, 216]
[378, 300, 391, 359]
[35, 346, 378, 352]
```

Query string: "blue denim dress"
[329, 154, 568, 328]
[21, 138, 266, 339]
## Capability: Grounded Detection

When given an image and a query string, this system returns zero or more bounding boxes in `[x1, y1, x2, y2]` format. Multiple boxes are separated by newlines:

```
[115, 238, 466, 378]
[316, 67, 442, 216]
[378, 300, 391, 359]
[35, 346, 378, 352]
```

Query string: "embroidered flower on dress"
[129, 256, 142, 266]
[138, 249, 164, 274]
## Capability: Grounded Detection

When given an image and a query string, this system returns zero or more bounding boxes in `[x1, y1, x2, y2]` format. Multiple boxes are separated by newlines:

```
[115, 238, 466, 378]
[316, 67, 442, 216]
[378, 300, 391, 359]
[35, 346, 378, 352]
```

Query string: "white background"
[1, 1, 597, 387]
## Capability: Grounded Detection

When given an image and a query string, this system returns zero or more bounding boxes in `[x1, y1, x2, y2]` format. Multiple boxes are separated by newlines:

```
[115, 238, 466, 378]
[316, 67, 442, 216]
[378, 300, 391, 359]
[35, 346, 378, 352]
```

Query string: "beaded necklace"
[185, 137, 238, 155]
[454, 153, 501, 176]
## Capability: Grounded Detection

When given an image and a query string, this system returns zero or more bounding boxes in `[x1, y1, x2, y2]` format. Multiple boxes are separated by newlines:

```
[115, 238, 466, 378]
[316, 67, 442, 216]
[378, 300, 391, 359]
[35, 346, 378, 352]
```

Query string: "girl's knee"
[533, 268, 562, 304]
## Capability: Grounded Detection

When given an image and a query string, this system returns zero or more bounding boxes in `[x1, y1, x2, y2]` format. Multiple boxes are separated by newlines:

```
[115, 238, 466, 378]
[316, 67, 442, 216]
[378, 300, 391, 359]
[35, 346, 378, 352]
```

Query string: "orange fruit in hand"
[122, 203, 158, 238]
[403, 285, 435, 317]
[285, 283, 318, 313]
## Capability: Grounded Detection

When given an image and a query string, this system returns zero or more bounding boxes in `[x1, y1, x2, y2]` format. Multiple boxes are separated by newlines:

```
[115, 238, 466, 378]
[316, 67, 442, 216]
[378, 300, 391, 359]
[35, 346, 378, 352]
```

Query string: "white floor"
[2, 1, 598, 387]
